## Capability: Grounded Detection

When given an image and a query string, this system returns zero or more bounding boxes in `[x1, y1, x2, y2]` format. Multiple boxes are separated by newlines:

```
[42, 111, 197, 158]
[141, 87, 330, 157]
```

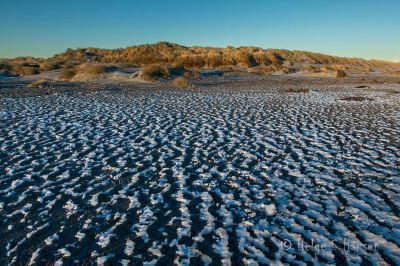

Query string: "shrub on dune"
[177, 54, 204, 68]
[184, 69, 201, 80]
[141, 64, 170, 82]
[0, 62, 12, 72]
[40, 61, 62, 72]
[12, 65, 40, 76]
[301, 65, 320, 73]
[268, 53, 283, 66]
[172, 76, 189, 88]
[66, 63, 117, 81]
[63, 61, 81, 69]
[78, 63, 114, 75]
[234, 51, 257, 68]
[320, 65, 334, 72]
[250, 65, 276, 75]
[336, 70, 347, 78]
[279, 67, 296, 74]
[0, 63, 16, 76]
[28, 79, 47, 88]
[205, 51, 223, 68]
[59, 68, 77, 81]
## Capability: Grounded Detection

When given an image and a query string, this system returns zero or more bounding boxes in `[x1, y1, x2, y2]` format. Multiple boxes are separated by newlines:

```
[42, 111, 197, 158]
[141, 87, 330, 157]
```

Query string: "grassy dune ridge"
[1, 42, 400, 78]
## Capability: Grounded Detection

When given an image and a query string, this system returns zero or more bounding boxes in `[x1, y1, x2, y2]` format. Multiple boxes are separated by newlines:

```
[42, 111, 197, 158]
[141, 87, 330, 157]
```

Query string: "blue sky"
[1, 0, 399, 61]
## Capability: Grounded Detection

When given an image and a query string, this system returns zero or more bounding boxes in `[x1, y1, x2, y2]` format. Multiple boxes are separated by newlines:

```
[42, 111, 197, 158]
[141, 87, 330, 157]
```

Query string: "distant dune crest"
[1, 42, 400, 78]
[57, 42, 399, 68]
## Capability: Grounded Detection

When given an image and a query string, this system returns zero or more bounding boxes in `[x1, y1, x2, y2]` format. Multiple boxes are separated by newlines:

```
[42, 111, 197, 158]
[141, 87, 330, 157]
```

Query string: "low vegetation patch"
[13, 65, 40, 76]
[59, 68, 77, 81]
[336, 70, 347, 78]
[78, 63, 116, 75]
[172, 76, 189, 88]
[40, 61, 62, 72]
[28, 79, 47, 88]
[141, 64, 170, 82]
[300, 66, 320, 73]
[250, 65, 276, 75]
[184, 69, 201, 80]
[0, 69, 17, 77]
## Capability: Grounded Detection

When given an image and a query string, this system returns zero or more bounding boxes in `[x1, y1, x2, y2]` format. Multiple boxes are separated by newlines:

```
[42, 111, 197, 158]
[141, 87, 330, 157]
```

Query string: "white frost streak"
[213, 228, 232, 265]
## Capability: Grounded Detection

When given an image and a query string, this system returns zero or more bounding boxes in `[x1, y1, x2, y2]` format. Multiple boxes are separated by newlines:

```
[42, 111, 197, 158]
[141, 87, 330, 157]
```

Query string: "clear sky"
[1, 0, 399, 61]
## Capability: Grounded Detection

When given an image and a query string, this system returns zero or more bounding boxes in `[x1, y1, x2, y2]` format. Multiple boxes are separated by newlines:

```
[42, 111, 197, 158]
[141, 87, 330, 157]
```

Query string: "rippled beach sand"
[0, 76, 399, 265]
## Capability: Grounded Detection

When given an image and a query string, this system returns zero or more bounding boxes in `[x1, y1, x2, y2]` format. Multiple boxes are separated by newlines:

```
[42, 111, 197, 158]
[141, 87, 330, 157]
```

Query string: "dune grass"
[40, 61, 62, 72]
[172, 76, 189, 88]
[12, 65, 40, 76]
[250, 65, 276, 75]
[141, 64, 170, 82]
[59, 68, 77, 80]
[78, 63, 116, 75]
[28, 79, 47, 88]
[336, 70, 347, 78]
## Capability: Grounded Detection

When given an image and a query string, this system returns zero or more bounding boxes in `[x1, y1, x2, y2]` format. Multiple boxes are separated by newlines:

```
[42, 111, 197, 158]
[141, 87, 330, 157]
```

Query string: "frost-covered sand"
[0, 76, 399, 265]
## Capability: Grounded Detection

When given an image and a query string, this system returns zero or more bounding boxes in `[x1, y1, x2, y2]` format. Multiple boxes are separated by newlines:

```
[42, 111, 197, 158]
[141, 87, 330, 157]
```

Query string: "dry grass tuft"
[234, 51, 257, 67]
[40, 61, 62, 72]
[28, 79, 47, 88]
[184, 69, 201, 80]
[78, 63, 114, 75]
[172, 76, 189, 88]
[301, 66, 319, 73]
[12, 65, 40, 76]
[141, 64, 170, 82]
[59, 68, 77, 80]
[250, 65, 276, 75]
[336, 70, 347, 78]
